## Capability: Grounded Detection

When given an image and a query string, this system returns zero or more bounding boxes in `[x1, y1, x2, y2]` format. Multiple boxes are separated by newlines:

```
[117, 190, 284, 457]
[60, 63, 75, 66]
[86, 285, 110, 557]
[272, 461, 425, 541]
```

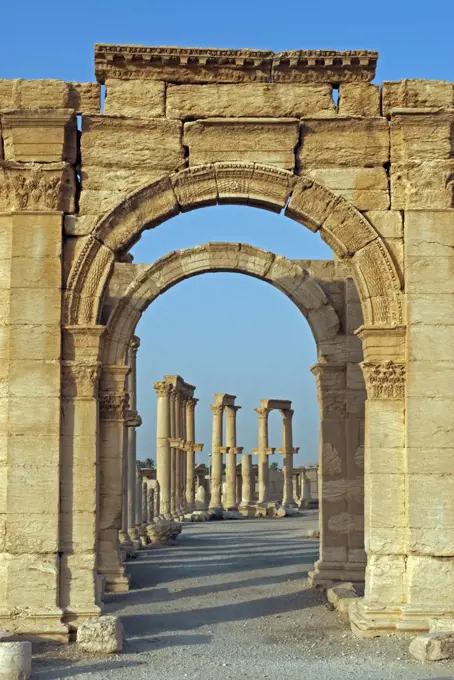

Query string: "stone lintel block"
[306, 167, 389, 211]
[3, 162, 75, 213]
[167, 83, 336, 119]
[104, 79, 165, 118]
[338, 83, 380, 117]
[382, 79, 454, 118]
[390, 110, 454, 163]
[298, 117, 389, 169]
[81, 115, 184, 170]
[1, 109, 77, 163]
[184, 118, 299, 171]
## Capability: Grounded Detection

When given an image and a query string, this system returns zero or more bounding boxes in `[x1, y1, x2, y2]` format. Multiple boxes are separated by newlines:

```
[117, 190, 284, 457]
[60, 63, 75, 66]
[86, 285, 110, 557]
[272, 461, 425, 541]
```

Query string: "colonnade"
[154, 375, 203, 520]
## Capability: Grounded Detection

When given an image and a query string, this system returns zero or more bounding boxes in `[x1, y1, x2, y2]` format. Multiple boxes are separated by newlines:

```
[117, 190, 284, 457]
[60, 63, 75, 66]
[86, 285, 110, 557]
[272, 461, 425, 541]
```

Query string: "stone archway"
[62, 163, 405, 636]
[94, 242, 365, 596]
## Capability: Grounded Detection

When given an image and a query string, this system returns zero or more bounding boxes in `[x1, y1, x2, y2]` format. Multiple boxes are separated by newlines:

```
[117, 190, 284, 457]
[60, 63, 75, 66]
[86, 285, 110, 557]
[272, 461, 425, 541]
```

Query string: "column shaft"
[209, 404, 224, 511]
[154, 381, 172, 518]
[225, 405, 240, 509]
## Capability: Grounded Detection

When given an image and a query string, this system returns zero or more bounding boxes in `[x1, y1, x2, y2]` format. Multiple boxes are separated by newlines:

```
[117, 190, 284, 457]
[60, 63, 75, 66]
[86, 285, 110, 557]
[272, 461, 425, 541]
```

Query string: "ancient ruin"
[0, 44, 453, 646]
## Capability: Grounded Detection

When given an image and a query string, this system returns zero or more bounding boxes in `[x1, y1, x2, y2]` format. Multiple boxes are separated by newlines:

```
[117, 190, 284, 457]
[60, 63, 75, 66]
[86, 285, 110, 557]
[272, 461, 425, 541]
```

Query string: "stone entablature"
[94, 44, 378, 84]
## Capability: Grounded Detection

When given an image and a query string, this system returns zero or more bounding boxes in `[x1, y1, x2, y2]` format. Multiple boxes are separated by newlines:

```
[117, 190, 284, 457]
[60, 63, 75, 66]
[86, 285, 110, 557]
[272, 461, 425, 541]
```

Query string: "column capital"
[61, 360, 101, 399]
[279, 408, 294, 420]
[154, 381, 173, 397]
[225, 405, 241, 417]
[361, 360, 406, 400]
[210, 403, 224, 416]
[99, 390, 129, 421]
[254, 407, 271, 420]
[252, 448, 275, 455]
[186, 397, 199, 410]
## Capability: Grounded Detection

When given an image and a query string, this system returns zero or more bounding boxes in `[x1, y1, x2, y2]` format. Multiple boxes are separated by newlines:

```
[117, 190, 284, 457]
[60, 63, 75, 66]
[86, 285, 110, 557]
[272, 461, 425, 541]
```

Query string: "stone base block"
[62, 607, 102, 635]
[146, 520, 182, 545]
[0, 641, 32, 679]
[410, 633, 454, 662]
[103, 571, 130, 594]
[239, 505, 257, 518]
[0, 612, 69, 644]
[281, 505, 300, 516]
[327, 582, 359, 614]
[78, 615, 124, 654]
[349, 599, 454, 638]
[309, 559, 365, 590]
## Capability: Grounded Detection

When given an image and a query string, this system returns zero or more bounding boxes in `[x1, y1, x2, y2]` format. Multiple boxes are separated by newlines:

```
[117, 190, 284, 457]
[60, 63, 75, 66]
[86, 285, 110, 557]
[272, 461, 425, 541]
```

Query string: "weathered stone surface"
[298, 117, 389, 168]
[338, 83, 380, 116]
[2, 163, 75, 213]
[81, 115, 184, 169]
[327, 582, 359, 613]
[184, 118, 299, 170]
[382, 79, 454, 117]
[104, 79, 165, 118]
[167, 83, 335, 119]
[1, 109, 77, 163]
[391, 111, 454, 163]
[363, 211, 403, 239]
[146, 519, 182, 545]
[0, 79, 100, 114]
[409, 633, 454, 662]
[0, 641, 32, 679]
[391, 160, 454, 209]
[77, 616, 124, 653]
[306, 167, 389, 211]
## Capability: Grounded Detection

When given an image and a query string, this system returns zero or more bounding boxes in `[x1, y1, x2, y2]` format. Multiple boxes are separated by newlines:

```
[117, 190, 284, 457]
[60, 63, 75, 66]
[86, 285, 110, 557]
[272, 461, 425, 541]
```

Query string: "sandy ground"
[33, 513, 454, 679]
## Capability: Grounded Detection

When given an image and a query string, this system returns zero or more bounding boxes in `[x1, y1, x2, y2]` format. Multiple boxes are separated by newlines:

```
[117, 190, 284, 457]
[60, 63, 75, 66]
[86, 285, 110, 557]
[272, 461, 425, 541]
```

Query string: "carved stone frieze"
[99, 391, 129, 420]
[61, 361, 101, 399]
[94, 44, 378, 85]
[1, 163, 75, 213]
[361, 360, 406, 400]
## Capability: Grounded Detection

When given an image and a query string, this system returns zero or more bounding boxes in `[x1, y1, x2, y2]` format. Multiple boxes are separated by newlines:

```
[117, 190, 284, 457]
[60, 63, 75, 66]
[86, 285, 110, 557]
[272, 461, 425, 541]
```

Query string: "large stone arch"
[101, 242, 340, 365]
[64, 163, 403, 329]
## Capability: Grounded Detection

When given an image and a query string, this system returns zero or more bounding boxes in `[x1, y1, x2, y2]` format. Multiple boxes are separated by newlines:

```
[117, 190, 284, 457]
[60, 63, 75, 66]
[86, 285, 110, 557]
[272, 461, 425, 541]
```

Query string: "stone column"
[239, 454, 255, 517]
[293, 471, 301, 504]
[154, 381, 172, 519]
[119, 418, 131, 550]
[279, 409, 297, 508]
[254, 407, 273, 505]
[60, 326, 105, 632]
[169, 391, 177, 517]
[224, 405, 241, 510]
[185, 397, 198, 511]
[209, 404, 224, 512]
[179, 395, 187, 514]
[127, 337, 141, 540]
[236, 470, 242, 506]
[174, 392, 183, 517]
[98, 365, 131, 593]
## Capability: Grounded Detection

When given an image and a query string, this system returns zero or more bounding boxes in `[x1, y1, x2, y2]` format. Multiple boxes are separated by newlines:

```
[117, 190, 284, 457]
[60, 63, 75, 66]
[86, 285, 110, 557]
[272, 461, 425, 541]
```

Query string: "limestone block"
[104, 79, 165, 118]
[78, 616, 124, 654]
[0, 553, 60, 609]
[0, 641, 31, 680]
[327, 582, 358, 613]
[366, 554, 406, 603]
[407, 363, 454, 398]
[146, 519, 182, 544]
[363, 211, 403, 239]
[81, 115, 183, 169]
[305, 167, 389, 210]
[408, 526, 454, 557]
[391, 111, 454, 163]
[407, 555, 454, 608]
[298, 117, 389, 168]
[60, 553, 98, 609]
[67, 82, 100, 114]
[9, 360, 59, 397]
[392, 160, 454, 210]
[60, 463, 97, 514]
[405, 210, 454, 258]
[9, 288, 61, 325]
[406, 396, 454, 447]
[5, 515, 59, 554]
[382, 79, 454, 117]
[8, 397, 60, 436]
[60, 511, 97, 553]
[10, 212, 62, 259]
[0, 80, 15, 111]
[338, 83, 380, 116]
[368, 473, 405, 528]
[409, 327, 454, 361]
[184, 118, 299, 170]
[1, 109, 77, 163]
[410, 633, 454, 662]
[167, 83, 335, 119]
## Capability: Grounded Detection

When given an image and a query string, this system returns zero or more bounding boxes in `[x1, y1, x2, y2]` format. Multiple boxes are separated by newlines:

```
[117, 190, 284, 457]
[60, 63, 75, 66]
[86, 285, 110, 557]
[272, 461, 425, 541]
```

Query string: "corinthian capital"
[254, 407, 271, 420]
[154, 381, 173, 397]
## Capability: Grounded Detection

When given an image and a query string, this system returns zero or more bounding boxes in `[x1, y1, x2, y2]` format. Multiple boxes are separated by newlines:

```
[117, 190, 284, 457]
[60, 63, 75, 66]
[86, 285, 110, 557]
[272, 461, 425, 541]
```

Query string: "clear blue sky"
[2, 0, 452, 466]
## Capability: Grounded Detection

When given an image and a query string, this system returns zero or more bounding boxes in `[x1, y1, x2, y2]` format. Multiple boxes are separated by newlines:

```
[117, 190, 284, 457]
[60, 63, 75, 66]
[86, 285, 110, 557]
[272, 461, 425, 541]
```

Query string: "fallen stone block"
[326, 582, 359, 614]
[0, 641, 32, 679]
[146, 519, 182, 545]
[77, 616, 124, 654]
[409, 633, 454, 662]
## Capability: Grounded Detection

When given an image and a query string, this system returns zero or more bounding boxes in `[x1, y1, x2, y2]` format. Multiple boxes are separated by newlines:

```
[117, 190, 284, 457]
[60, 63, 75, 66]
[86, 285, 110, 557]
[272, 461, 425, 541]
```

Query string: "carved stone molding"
[61, 361, 101, 399]
[361, 361, 406, 400]
[99, 391, 129, 420]
[95, 44, 378, 84]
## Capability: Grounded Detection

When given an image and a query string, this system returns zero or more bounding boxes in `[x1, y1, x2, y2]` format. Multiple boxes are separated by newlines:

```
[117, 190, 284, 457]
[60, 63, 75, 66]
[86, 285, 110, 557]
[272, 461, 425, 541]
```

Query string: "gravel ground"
[34, 513, 454, 679]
